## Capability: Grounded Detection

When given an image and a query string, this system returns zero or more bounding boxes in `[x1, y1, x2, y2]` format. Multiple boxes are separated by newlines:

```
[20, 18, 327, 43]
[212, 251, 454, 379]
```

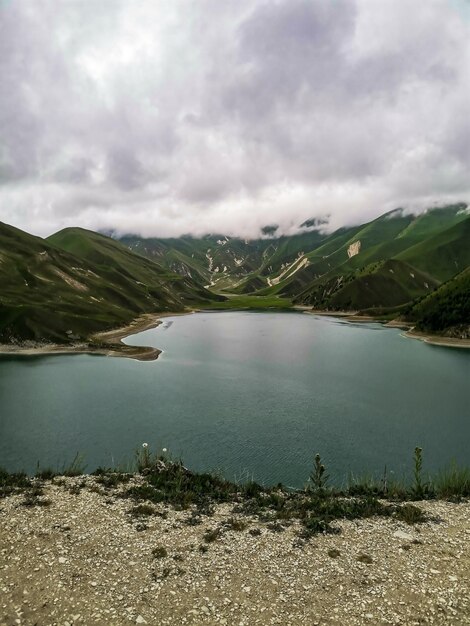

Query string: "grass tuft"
[433, 464, 470, 499]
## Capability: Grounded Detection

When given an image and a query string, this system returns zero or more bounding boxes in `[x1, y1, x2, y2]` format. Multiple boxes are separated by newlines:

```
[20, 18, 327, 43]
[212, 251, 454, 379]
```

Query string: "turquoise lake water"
[0, 312, 468, 487]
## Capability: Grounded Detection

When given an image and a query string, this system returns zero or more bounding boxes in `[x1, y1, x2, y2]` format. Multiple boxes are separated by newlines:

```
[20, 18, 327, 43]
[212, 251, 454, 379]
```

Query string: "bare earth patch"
[0, 478, 468, 625]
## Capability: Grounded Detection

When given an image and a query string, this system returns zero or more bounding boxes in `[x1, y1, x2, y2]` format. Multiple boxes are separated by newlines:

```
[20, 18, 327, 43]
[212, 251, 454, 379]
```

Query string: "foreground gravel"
[0, 477, 468, 626]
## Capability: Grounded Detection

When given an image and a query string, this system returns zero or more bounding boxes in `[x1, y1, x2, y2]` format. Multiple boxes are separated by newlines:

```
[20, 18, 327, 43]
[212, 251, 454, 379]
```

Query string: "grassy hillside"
[2, 203, 468, 344]
[396, 216, 470, 281]
[120, 204, 469, 314]
[289, 207, 469, 312]
[48, 227, 220, 304]
[407, 268, 470, 336]
[0, 223, 221, 344]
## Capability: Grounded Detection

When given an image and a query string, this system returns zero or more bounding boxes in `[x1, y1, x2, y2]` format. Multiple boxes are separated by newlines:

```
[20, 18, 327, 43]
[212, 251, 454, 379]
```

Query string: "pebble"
[0, 476, 468, 626]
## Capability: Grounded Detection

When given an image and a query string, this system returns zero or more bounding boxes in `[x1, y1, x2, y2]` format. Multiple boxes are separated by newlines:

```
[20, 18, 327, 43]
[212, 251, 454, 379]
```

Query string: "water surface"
[0, 312, 468, 487]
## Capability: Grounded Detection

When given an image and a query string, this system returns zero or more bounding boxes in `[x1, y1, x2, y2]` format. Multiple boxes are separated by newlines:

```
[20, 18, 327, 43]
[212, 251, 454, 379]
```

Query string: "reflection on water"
[0, 311, 468, 487]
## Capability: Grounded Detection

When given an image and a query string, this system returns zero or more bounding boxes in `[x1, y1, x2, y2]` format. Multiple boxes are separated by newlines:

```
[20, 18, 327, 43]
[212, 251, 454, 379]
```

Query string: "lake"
[0, 311, 468, 487]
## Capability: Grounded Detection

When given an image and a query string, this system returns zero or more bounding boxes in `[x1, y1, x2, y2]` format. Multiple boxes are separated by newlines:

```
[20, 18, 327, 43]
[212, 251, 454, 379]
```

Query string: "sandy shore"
[301, 308, 470, 349]
[0, 477, 469, 625]
[403, 329, 470, 349]
[1, 307, 468, 360]
[0, 311, 194, 362]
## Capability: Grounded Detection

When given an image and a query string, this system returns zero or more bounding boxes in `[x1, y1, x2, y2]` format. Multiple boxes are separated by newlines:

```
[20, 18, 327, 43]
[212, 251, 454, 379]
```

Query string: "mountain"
[119, 203, 469, 314]
[1, 203, 468, 345]
[0, 223, 221, 344]
[119, 230, 326, 292]
[407, 268, 470, 338]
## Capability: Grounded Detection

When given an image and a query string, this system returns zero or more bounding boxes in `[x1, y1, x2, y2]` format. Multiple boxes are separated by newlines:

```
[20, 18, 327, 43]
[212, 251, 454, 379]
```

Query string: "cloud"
[0, 0, 468, 239]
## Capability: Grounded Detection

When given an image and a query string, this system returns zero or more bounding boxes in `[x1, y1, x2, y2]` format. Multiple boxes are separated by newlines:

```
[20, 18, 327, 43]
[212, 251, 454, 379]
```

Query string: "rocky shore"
[1, 476, 468, 626]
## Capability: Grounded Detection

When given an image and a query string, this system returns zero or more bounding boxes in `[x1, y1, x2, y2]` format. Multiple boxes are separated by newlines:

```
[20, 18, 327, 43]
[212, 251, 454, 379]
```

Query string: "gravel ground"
[0, 477, 468, 626]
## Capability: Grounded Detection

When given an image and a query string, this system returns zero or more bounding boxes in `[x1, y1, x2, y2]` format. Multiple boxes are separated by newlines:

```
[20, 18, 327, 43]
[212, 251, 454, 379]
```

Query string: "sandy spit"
[0, 311, 195, 362]
[0, 478, 469, 625]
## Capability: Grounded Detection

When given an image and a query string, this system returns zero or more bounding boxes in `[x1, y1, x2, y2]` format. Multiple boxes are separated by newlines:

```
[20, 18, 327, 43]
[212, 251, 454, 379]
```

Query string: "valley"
[1, 203, 469, 350]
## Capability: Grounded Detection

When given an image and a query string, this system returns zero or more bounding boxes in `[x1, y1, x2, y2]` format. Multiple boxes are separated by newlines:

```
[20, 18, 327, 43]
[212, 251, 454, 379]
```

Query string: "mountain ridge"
[0, 203, 468, 346]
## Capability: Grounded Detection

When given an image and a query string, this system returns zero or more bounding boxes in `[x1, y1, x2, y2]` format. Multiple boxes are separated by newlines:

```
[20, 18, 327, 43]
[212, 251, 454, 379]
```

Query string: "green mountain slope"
[2, 203, 467, 344]
[120, 228, 327, 293]
[288, 207, 469, 311]
[120, 204, 468, 314]
[407, 268, 470, 337]
[396, 216, 470, 281]
[0, 223, 220, 344]
[48, 227, 218, 303]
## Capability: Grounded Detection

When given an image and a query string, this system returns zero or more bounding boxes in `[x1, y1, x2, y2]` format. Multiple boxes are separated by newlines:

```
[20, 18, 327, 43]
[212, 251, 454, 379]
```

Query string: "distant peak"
[261, 224, 279, 237]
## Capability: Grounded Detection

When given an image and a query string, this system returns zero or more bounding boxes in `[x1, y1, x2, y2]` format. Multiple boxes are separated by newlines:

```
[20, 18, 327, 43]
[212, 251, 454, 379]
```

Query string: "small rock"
[136, 616, 147, 624]
[393, 530, 413, 541]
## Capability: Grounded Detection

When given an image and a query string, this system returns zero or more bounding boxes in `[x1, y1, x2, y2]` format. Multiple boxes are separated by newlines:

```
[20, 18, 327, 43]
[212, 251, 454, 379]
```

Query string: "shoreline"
[302, 308, 470, 349]
[403, 328, 470, 349]
[0, 310, 195, 362]
[1, 307, 469, 359]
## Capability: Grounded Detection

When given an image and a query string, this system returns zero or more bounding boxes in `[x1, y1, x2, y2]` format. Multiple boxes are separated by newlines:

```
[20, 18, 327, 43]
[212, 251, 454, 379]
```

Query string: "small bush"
[242, 481, 263, 498]
[35, 467, 57, 480]
[152, 546, 168, 559]
[225, 517, 248, 531]
[395, 503, 427, 525]
[203, 528, 222, 543]
[0, 468, 31, 498]
[129, 504, 155, 517]
[95, 472, 130, 489]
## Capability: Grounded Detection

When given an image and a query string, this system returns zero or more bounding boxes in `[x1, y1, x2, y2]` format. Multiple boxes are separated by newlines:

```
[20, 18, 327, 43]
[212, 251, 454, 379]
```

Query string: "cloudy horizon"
[1, 0, 469, 240]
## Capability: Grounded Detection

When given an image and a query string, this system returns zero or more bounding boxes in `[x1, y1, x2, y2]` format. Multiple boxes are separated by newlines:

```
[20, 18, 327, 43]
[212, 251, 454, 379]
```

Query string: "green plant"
[136, 443, 152, 472]
[395, 503, 427, 525]
[35, 466, 57, 480]
[94, 472, 131, 489]
[309, 454, 329, 496]
[62, 453, 86, 477]
[413, 447, 424, 497]
[433, 463, 470, 499]
[0, 468, 31, 498]
[129, 504, 155, 517]
[21, 485, 51, 507]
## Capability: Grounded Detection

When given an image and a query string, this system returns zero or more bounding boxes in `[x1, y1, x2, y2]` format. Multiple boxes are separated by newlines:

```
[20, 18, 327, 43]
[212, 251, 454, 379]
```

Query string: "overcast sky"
[1, 0, 469, 239]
